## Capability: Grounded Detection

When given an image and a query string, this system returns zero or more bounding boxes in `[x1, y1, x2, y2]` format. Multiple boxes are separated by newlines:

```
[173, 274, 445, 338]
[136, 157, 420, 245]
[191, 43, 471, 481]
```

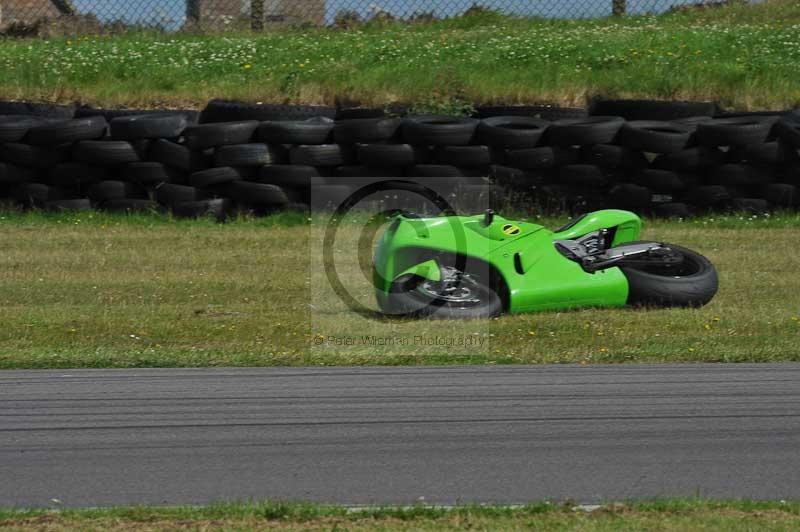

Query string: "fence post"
[186, 0, 201, 25]
[612, 0, 627, 16]
[251, 0, 264, 31]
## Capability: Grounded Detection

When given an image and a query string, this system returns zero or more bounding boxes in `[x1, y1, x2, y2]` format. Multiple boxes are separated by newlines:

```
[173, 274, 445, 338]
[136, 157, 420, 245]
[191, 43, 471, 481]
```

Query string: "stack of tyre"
[0, 112, 292, 219]
[489, 109, 800, 216]
[199, 100, 581, 212]
[1, 113, 190, 215]
[1, 98, 799, 218]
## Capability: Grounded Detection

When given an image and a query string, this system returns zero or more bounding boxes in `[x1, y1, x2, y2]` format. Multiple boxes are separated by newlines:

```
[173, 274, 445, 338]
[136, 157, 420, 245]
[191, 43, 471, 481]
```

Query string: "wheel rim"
[633, 248, 701, 277]
[418, 267, 483, 306]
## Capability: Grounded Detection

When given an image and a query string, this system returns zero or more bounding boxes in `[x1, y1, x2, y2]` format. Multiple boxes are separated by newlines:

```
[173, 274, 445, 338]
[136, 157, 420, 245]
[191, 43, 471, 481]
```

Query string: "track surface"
[1, 364, 799, 508]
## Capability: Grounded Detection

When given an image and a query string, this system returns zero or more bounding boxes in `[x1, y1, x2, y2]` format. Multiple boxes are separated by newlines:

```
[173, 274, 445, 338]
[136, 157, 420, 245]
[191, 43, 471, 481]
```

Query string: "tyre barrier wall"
[0, 99, 799, 220]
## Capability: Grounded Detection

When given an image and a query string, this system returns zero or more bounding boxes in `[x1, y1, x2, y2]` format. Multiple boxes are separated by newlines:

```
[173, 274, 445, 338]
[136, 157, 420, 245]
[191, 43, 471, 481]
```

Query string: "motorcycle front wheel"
[387, 266, 502, 320]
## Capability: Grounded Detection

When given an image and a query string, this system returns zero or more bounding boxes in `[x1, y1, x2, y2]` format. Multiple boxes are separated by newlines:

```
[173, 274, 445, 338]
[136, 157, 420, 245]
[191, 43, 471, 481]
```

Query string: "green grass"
[1, 0, 800, 111]
[1, 499, 799, 531]
[0, 209, 798, 369]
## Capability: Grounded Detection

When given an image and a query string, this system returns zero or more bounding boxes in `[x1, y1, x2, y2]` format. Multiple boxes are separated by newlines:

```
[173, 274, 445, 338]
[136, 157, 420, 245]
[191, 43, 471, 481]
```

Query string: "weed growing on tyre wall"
[1, 1, 800, 109]
[0, 210, 798, 369]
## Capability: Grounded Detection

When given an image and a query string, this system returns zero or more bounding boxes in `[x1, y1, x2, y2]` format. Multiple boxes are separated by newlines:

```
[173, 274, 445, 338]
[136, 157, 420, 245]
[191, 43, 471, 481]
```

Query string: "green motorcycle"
[373, 209, 718, 319]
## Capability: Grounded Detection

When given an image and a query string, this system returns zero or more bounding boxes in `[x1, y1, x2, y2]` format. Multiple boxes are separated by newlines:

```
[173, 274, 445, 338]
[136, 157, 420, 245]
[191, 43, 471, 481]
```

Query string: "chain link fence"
[0, 0, 741, 33]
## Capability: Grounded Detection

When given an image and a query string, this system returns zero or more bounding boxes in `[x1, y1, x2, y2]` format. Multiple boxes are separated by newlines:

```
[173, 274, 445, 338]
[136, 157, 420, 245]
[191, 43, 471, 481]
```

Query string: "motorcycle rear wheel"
[620, 242, 718, 307]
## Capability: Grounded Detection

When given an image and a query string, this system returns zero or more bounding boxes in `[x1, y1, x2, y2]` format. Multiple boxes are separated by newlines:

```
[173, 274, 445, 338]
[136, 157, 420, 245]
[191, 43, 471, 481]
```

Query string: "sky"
[70, 0, 722, 28]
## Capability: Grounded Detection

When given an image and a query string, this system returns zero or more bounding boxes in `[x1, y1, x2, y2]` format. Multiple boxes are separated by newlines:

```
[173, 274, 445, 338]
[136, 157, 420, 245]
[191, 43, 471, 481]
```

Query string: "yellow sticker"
[502, 224, 521, 236]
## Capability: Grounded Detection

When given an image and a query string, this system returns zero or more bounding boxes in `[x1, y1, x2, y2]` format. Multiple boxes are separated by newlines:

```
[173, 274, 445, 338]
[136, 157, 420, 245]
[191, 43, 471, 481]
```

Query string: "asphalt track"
[1, 364, 799, 508]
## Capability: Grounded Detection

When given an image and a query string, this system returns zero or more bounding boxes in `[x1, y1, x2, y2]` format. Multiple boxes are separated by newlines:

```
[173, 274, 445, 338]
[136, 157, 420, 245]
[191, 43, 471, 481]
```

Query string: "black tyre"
[310, 184, 353, 210]
[49, 162, 108, 186]
[333, 117, 403, 144]
[149, 139, 210, 172]
[100, 198, 160, 213]
[0, 101, 75, 118]
[731, 197, 769, 214]
[258, 165, 326, 187]
[0, 162, 36, 185]
[189, 167, 246, 188]
[619, 120, 694, 153]
[635, 169, 686, 194]
[433, 145, 491, 168]
[154, 183, 208, 206]
[473, 105, 587, 121]
[73, 141, 142, 166]
[775, 113, 800, 148]
[26, 116, 108, 146]
[728, 141, 796, 165]
[356, 143, 428, 167]
[335, 107, 386, 120]
[505, 146, 578, 169]
[290, 144, 354, 166]
[256, 118, 334, 145]
[621, 242, 718, 307]
[652, 147, 725, 171]
[402, 116, 479, 146]
[579, 144, 648, 170]
[213, 143, 285, 167]
[384, 267, 502, 319]
[489, 165, 548, 189]
[776, 161, 800, 184]
[87, 180, 146, 202]
[122, 162, 186, 186]
[406, 165, 467, 178]
[172, 198, 233, 221]
[590, 99, 717, 121]
[227, 181, 289, 206]
[762, 183, 799, 207]
[285, 202, 311, 212]
[476, 116, 549, 148]
[696, 116, 777, 147]
[607, 183, 653, 209]
[12, 182, 67, 207]
[708, 164, 773, 188]
[1, 142, 70, 169]
[547, 116, 624, 147]
[714, 110, 789, 120]
[653, 202, 692, 218]
[0, 115, 52, 142]
[333, 165, 404, 178]
[534, 184, 571, 210]
[182, 121, 259, 150]
[75, 106, 199, 124]
[46, 198, 92, 212]
[686, 185, 730, 208]
[559, 164, 608, 187]
[200, 100, 335, 123]
[110, 113, 189, 140]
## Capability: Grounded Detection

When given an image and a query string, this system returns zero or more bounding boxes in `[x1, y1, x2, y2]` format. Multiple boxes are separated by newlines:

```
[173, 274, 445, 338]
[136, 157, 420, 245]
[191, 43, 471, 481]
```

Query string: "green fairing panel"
[374, 210, 636, 313]
[552, 209, 642, 245]
[490, 229, 628, 313]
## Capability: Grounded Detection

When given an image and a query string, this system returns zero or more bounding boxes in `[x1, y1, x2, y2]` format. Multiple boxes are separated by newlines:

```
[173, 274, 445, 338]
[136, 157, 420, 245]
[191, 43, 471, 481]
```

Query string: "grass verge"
[1, 499, 799, 531]
[0, 209, 798, 368]
[0, 1, 799, 111]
